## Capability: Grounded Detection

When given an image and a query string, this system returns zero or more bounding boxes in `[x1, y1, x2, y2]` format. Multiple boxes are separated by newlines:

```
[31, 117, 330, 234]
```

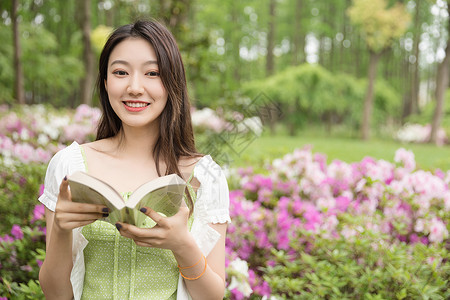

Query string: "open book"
[68, 171, 186, 227]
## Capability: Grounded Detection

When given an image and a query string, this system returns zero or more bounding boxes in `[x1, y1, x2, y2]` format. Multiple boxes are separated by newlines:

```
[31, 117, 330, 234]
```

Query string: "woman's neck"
[114, 124, 159, 160]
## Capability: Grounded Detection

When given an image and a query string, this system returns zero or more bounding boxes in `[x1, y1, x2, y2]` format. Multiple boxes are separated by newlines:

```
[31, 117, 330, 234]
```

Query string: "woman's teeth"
[124, 102, 149, 108]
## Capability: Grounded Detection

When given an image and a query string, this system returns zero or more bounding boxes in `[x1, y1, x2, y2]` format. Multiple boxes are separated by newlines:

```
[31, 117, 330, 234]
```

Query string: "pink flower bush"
[0, 105, 101, 165]
[226, 147, 449, 299]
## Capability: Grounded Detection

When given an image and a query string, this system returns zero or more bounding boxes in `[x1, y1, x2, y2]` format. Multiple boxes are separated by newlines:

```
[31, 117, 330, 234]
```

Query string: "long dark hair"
[96, 20, 200, 208]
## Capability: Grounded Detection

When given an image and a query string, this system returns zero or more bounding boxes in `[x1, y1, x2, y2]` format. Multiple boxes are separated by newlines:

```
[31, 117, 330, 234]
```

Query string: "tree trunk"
[266, 0, 276, 76]
[79, 0, 95, 106]
[12, 0, 25, 105]
[231, 3, 241, 85]
[410, 0, 421, 115]
[403, 0, 421, 120]
[429, 3, 450, 144]
[105, 0, 114, 27]
[361, 51, 382, 140]
[291, 0, 303, 65]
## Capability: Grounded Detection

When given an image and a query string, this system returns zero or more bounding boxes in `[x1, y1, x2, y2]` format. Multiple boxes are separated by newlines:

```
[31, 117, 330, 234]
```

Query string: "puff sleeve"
[38, 142, 85, 212]
[193, 155, 231, 225]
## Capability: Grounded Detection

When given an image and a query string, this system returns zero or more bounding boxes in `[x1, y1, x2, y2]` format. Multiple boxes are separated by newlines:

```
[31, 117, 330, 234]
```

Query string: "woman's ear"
[104, 79, 107, 90]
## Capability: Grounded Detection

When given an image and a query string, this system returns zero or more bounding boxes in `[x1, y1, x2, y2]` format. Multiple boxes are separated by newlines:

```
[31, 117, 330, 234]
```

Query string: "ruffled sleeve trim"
[193, 155, 231, 224]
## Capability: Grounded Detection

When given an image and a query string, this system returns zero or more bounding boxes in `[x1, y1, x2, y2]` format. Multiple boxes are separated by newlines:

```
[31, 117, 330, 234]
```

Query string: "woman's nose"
[127, 74, 144, 95]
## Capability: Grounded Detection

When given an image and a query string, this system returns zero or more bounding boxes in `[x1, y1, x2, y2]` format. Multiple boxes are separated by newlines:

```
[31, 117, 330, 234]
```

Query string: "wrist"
[52, 221, 72, 237]
[172, 233, 198, 260]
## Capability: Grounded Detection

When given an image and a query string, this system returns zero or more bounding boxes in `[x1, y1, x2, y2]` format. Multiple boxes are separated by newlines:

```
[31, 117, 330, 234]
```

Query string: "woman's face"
[105, 37, 168, 131]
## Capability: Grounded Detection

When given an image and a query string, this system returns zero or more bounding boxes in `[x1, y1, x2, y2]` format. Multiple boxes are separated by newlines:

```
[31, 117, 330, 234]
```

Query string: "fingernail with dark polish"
[102, 207, 109, 213]
[63, 175, 67, 181]
[115, 223, 122, 231]
[102, 213, 109, 218]
[140, 207, 147, 213]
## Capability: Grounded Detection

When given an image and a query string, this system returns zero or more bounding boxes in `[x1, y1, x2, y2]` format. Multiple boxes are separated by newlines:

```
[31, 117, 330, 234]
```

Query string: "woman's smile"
[123, 100, 151, 112]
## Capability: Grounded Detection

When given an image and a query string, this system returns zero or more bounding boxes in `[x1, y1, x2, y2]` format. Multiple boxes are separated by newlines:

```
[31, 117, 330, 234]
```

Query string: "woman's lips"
[122, 101, 150, 112]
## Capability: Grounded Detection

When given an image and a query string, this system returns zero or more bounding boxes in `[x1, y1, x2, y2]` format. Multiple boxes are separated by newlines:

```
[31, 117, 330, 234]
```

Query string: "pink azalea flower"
[31, 204, 45, 223]
[230, 289, 244, 300]
[394, 148, 416, 172]
[13, 143, 35, 163]
[11, 225, 24, 240]
[335, 196, 351, 212]
[0, 234, 14, 243]
[428, 218, 448, 243]
[39, 184, 45, 196]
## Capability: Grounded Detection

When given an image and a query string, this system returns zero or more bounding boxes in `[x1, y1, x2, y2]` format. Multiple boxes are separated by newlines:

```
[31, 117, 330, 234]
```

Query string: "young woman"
[38, 20, 230, 300]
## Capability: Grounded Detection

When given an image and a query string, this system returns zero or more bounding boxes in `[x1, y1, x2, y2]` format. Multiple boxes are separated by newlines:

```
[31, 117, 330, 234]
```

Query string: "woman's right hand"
[53, 176, 109, 233]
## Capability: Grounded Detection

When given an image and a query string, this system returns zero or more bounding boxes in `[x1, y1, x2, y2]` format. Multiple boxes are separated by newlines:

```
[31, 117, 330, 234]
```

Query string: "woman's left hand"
[115, 206, 191, 251]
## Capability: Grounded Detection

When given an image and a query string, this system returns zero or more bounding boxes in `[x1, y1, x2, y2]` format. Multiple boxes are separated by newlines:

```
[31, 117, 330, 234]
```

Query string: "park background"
[0, 0, 449, 299]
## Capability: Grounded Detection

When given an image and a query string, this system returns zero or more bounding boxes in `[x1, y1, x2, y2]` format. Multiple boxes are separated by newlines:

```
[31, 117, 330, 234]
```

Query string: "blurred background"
[1, 0, 450, 169]
[0, 0, 449, 299]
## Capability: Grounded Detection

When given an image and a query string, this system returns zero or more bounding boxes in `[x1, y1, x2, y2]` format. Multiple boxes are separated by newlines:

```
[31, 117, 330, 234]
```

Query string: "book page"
[69, 180, 124, 211]
[68, 172, 125, 210]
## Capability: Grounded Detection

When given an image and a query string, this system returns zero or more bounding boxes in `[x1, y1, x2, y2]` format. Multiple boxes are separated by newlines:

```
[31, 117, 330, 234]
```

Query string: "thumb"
[59, 175, 71, 201]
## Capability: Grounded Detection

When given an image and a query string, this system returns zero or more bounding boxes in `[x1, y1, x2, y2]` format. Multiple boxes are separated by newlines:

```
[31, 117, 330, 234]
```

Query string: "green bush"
[264, 226, 450, 299]
[0, 22, 83, 106]
[0, 163, 46, 233]
[0, 209, 46, 299]
[243, 64, 401, 135]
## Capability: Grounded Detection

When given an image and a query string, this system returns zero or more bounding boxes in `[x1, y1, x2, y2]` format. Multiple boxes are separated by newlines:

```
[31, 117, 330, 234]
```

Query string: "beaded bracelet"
[179, 255, 207, 281]
[177, 255, 204, 270]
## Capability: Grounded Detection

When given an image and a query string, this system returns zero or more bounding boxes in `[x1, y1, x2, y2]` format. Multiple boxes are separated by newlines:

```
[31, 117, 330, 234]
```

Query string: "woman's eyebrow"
[110, 60, 158, 67]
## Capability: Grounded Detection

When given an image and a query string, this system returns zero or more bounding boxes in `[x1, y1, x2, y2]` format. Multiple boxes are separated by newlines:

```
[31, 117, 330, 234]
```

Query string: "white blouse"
[38, 141, 231, 300]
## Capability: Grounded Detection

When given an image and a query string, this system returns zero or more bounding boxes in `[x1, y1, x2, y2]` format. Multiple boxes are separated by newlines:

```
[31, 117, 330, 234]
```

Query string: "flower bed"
[0, 105, 449, 299]
[225, 147, 449, 299]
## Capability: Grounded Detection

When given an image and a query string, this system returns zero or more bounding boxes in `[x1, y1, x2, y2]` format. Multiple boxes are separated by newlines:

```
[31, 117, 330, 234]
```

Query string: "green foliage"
[0, 162, 46, 233]
[0, 23, 14, 103]
[347, 0, 411, 53]
[0, 227, 46, 299]
[406, 90, 450, 136]
[0, 22, 83, 105]
[1, 279, 45, 300]
[243, 63, 400, 134]
[0, 161, 46, 298]
[264, 227, 450, 299]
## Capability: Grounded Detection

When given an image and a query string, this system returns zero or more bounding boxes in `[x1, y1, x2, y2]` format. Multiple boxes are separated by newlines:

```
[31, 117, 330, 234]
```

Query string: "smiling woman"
[105, 38, 167, 128]
[37, 20, 230, 300]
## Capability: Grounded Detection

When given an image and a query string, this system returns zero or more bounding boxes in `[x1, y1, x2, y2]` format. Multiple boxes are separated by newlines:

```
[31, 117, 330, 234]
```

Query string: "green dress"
[80, 175, 196, 299]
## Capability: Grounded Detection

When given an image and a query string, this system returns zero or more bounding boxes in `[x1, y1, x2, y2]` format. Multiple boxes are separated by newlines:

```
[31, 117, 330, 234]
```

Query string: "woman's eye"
[113, 70, 127, 76]
[146, 71, 160, 77]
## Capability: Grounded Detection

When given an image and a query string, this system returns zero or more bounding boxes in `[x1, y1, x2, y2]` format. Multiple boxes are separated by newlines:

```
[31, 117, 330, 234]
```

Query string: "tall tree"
[403, 0, 425, 120]
[291, 0, 304, 65]
[266, 0, 276, 76]
[12, 0, 25, 104]
[348, 0, 410, 140]
[429, 1, 450, 144]
[78, 0, 95, 105]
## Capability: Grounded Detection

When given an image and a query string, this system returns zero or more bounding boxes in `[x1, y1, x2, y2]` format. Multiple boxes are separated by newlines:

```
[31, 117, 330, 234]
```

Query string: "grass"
[228, 131, 450, 172]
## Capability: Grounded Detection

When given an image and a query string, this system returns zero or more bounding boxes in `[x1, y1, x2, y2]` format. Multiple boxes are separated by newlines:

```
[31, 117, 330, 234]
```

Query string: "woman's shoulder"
[178, 154, 222, 177]
[178, 154, 204, 168]
[44, 141, 86, 174]
[81, 138, 113, 152]
[49, 141, 82, 164]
